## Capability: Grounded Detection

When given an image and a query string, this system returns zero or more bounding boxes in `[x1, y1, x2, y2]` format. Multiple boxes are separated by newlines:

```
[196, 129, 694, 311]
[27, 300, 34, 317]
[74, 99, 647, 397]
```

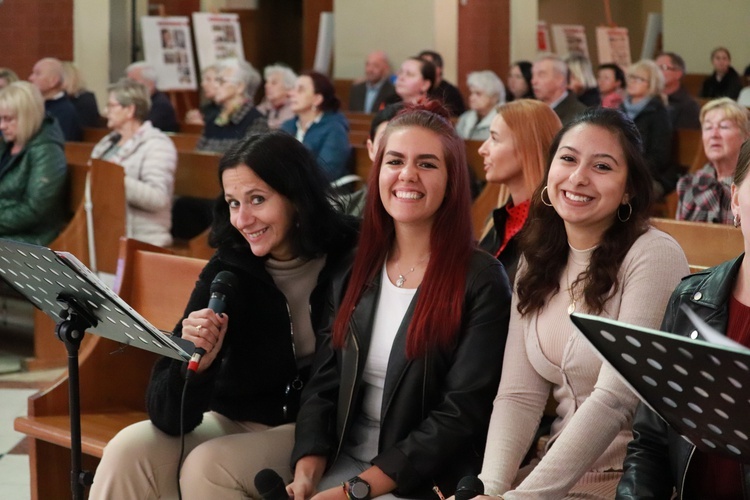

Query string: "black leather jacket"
[617, 255, 750, 499]
[291, 249, 511, 498]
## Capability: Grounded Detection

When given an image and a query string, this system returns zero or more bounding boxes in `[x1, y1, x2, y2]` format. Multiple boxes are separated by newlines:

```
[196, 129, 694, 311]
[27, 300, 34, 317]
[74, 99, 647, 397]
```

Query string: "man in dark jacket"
[349, 51, 396, 114]
[419, 50, 466, 116]
[126, 61, 179, 132]
[29, 57, 83, 141]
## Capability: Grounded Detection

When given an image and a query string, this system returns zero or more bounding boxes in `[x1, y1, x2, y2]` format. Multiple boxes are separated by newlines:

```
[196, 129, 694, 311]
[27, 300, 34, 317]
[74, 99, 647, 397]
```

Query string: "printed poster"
[140, 16, 198, 90]
[597, 27, 632, 68]
[192, 12, 245, 71]
[550, 24, 589, 59]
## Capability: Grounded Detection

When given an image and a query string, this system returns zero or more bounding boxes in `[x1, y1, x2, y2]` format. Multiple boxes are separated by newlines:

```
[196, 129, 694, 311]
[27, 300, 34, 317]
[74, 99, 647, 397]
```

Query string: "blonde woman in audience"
[477, 99, 561, 283]
[90, 78, 177, 247]
[0, 81, 67, 244]
[0, 68, 19, 90]
[620, 59, 673, 199]
[256, 63, 296, 129]
[61, 61, 101, 128]
[456, 70, 506, 141]
[676, 97, 750, 223]
[477, 107, 688, 499]
[566, 53, 600, 107]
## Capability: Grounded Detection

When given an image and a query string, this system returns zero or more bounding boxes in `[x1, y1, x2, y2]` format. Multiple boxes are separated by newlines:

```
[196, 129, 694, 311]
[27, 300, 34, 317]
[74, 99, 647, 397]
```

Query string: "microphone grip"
[187, 347, 206, 374]
[208, 292, 228, 314]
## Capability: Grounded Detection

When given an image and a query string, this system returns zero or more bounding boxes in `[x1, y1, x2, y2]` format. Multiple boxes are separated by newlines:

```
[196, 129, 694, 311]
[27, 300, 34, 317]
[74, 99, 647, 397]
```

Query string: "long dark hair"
[516, 107, 653, 316]
[209, 131, 355, 258]
[332, 101, 473, 358]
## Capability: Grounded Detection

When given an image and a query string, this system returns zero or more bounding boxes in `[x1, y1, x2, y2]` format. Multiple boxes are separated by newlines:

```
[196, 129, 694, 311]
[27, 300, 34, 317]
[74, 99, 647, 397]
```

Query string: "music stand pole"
[55, 296, 97, 499]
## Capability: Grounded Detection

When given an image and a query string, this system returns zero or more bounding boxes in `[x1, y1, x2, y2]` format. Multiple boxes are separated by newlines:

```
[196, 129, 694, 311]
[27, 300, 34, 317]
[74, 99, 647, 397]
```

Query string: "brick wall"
[0, 0, 74, 76]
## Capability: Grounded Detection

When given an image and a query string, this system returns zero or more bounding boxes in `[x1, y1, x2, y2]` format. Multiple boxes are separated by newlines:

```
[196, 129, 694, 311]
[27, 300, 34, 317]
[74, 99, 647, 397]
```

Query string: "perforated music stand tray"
[0, 239, 193, 359]
[0, 238, 193, 499]
[571, 312, 750, 462]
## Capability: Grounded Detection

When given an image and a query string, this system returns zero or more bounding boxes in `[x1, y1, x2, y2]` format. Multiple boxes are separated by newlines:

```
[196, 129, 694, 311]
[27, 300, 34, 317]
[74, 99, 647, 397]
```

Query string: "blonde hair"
[0, 81, 45, 146]
[628, 59, 665, 100]
[480, 99, 562, 238]
[700, 97, 750, 137]
[61, 61, 86, 95]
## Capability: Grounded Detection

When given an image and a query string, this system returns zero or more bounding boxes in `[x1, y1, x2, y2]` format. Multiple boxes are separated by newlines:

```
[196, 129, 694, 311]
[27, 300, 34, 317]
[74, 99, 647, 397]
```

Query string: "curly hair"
[516, 107, 653, 316]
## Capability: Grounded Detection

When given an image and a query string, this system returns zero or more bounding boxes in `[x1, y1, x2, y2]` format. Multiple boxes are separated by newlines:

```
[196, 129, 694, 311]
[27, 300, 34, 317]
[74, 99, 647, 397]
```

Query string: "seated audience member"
[676, 98, 750, 224]
[88, 132, 359, 499]
[0, 82, 67, 244]
[620, 59, 674, 198]
[532, 53, 586, 125]
[29, 57, 83, 141]
[394, 56, 436, 106]
[597, 63, 626, 109]
[126, 61, 179, 132]
[477, 99, 562, 283]
[281, 71, 351, 181]
[477, 107, 689, 498]
[0, 68, 19, 90]
[184, 64, 220, 126]
[616, 141, 750, 500]
[456, 70, 506, 141]
[256, 63, 297, 129]
[700, 46, 743, 100]
[62, 61, 102, 128]
[196, 59, 269, 154]
[737, 63, 750, 107]
[90, 78, 177, 247]
[419, 49, 466, 115]
[656, 51, 701, 130]
[566, 53, 601, 107]
[287, 102, 511, 500]
[506, 61, 535, 102]
[348, 50, 396, 113]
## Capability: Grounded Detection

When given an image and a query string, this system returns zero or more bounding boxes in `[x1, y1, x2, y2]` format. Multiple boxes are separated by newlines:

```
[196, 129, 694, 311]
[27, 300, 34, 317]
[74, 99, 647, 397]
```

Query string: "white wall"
[74, 0, 111, 107]
[333, 0, 447, 80]
[663, 0, 750, 74]
[510, 0, 538, 63]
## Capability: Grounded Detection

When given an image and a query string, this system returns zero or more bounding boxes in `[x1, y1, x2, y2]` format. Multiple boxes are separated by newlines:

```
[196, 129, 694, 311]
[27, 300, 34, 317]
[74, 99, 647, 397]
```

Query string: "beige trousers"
[88, 412, 295, 500]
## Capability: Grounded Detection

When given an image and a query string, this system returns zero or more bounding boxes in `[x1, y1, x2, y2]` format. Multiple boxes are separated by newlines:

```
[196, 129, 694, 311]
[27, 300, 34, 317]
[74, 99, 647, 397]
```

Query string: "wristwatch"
[344, 476, 371, 500]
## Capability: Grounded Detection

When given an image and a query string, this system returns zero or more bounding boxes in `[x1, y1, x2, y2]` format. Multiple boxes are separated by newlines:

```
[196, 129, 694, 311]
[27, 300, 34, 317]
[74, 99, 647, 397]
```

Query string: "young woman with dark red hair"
[287, 101, 512, 500]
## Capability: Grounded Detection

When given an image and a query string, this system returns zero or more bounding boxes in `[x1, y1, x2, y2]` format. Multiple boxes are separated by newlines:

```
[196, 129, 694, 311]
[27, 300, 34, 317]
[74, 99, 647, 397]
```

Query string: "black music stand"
[0, 239, 194, 500]
[571, 312, 750, 461]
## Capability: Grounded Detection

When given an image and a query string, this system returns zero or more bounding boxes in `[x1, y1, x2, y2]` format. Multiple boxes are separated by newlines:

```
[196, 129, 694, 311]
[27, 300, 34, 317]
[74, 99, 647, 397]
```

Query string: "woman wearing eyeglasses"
[619, 59, 673, 200]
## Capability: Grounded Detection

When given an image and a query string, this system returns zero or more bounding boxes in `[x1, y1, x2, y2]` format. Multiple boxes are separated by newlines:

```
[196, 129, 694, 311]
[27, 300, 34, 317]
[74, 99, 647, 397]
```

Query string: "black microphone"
[255, 468, 289, 500]
[455, 476, 484, 500]
[187, 270, 238, 373]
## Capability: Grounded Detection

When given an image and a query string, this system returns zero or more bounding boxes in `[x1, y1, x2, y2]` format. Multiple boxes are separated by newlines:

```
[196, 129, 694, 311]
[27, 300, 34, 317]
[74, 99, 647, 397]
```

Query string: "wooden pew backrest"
[651, 217, 744, 271]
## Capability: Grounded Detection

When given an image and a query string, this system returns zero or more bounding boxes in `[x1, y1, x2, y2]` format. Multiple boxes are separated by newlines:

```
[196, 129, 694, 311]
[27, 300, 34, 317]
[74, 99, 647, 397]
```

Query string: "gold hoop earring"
[618, 202, 632, 222]
[541, 186, 553, 207]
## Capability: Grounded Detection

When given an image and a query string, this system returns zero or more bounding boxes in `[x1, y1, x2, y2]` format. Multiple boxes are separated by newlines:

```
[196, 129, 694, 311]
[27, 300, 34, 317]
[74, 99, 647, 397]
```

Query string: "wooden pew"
[174, 150, 222, 200]
[464, 139, 485, 182]
[166, 132, 202, 151]
[334, 78, 354, 111]
[27, 159, 127, 371]
[64, 141, 96, 167]
[15, 238, 207, 500]
[179, 122, 204, 135]
[82, 127, 109, 144]
[650, 217, 744, 272]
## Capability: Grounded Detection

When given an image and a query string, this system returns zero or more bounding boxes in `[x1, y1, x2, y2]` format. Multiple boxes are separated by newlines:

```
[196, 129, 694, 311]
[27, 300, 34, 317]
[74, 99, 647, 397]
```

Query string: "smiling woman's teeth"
[395, 191, 423, 199]
[565, 191, 592, 202]
[248, 228, 267, 238]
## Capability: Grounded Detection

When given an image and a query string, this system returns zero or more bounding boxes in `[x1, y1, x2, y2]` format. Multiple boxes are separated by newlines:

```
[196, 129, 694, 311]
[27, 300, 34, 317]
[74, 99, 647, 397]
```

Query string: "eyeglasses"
[626, 74, 648, 83]
[215, 77, 236, 86]
[658, 64, 678, 72]
[106, 101, 122, 110]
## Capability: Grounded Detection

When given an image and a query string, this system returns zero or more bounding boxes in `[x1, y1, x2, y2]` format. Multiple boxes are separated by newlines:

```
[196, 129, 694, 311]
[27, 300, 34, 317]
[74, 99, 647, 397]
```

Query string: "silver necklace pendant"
[396, 274, 406, 287]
